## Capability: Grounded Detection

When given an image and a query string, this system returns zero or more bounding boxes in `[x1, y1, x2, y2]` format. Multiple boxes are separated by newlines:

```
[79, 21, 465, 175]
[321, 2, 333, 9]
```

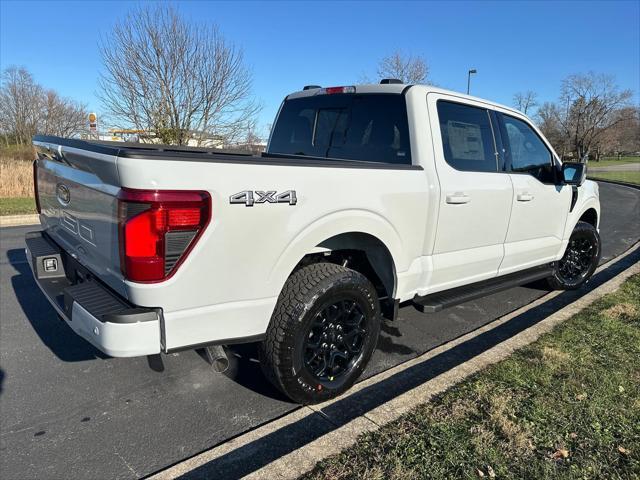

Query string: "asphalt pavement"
[1, 182, 639, 480]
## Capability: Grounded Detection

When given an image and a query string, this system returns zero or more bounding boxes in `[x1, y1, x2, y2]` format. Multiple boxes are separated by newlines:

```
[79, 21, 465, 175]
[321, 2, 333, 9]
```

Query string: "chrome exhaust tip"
[204, 344, 230, 373]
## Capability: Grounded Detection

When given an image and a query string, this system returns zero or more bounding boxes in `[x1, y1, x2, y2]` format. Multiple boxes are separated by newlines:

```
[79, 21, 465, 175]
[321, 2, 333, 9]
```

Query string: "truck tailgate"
[34, 140, 126, 297]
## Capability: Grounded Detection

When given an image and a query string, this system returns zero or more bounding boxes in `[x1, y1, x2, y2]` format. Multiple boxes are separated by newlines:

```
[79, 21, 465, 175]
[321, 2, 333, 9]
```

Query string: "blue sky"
[1, 0, 638, 136]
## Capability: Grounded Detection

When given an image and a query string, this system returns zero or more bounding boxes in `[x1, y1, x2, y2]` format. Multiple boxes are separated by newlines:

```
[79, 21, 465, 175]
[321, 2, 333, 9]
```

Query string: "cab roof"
[286, 83, 522, 117]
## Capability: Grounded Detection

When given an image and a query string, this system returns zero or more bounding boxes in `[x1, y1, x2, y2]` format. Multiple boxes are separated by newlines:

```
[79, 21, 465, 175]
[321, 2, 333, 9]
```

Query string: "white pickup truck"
[28, 81, 601, 404]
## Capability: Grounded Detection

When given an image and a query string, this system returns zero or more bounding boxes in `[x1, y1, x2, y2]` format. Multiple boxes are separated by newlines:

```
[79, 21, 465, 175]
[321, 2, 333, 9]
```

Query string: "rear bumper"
[25, 231, 161, 357]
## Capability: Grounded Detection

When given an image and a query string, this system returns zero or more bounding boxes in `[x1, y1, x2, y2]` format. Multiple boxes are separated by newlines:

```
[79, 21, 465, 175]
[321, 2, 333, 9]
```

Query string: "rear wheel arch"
[296, 232, 398, 319]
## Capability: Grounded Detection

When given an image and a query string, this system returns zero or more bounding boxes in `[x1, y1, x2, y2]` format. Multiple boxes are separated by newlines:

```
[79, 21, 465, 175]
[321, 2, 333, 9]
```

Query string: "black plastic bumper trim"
[26, 231, 159, 324]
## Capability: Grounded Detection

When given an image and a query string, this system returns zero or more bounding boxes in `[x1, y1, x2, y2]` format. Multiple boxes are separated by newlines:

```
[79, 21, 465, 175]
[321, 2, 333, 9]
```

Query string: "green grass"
[0, 197, 37, 216]
[304, 275, 640, 480]
[589, 156, 640, 167]
[589, 171, 640, 185]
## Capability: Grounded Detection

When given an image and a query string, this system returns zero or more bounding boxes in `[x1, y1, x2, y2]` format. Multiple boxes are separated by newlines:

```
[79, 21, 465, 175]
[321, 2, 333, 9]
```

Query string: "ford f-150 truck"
[27, 81, 601, 404]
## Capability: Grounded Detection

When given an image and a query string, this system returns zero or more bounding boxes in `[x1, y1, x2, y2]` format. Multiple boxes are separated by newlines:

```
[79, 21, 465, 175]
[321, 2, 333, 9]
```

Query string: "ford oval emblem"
[56, 183, 71, 206]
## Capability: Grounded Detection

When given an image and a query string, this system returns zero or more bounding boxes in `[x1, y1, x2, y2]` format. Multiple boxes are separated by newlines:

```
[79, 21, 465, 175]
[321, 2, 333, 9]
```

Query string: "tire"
[259, 262, 381, 404]
[547, 221, 601, 290]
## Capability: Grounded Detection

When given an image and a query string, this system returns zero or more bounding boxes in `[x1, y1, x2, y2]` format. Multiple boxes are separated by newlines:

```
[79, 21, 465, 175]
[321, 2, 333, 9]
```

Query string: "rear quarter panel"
[117, 156, 430, 315]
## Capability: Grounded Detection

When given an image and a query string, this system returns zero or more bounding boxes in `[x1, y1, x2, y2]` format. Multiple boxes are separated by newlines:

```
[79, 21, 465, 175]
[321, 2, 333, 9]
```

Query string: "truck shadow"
[8, 248, 108, 362]
[170, 246, 640, 480]
[214, 344, 291, 402]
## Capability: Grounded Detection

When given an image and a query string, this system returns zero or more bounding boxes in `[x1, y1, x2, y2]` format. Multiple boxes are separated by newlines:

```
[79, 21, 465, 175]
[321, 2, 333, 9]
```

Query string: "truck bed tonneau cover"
[33, 135, 422, 170]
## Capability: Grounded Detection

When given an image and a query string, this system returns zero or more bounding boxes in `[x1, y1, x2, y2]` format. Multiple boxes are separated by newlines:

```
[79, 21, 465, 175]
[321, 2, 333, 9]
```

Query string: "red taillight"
[33, 160, 41, 214]
[117, 188, 211, 283]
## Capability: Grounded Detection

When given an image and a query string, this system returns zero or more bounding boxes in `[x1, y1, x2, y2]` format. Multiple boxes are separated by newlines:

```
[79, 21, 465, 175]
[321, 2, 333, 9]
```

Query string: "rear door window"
[268, 93, 411, 164]
[436, 100, 498, 173]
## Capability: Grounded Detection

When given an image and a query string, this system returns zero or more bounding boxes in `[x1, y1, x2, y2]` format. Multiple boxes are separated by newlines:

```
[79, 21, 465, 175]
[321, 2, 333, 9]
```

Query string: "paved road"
[1, 182, 639, 480]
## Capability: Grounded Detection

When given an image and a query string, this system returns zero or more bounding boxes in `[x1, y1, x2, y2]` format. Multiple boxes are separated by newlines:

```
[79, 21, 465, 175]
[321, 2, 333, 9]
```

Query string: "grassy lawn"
[305, 274, 640, 480]
[0, 197, 37, 216]
[589, 156, 640, 167]
[589, 171, 640, 185]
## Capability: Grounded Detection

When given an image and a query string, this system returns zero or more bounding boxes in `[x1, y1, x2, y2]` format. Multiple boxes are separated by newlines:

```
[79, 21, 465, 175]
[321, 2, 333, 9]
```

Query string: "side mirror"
[562, 162, 586, 186]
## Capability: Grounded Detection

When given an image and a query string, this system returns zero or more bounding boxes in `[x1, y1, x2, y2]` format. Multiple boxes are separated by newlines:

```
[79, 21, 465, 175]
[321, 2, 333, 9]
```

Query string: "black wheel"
[259, 263, 381, 404]
[548, 221, 601, 290]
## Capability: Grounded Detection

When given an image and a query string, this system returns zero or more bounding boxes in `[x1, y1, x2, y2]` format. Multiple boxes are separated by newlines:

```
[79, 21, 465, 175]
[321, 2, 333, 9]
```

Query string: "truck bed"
[33, 135, 422, 170]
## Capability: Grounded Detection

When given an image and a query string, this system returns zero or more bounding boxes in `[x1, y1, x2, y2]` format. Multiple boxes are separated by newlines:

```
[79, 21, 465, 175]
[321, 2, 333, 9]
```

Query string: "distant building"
[226, 141, 267, 155]
[105, 129, 227, 148]
[98, 134, 125, 142]
[85, 128, 264, 154]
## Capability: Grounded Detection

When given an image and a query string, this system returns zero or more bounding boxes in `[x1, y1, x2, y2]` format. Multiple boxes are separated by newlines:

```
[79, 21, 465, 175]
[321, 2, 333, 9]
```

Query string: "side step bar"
[413, 264, 554, 313]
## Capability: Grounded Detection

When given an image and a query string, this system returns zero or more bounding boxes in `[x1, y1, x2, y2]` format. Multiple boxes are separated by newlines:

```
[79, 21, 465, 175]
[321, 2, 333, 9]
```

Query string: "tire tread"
[260, 262, 379, 403]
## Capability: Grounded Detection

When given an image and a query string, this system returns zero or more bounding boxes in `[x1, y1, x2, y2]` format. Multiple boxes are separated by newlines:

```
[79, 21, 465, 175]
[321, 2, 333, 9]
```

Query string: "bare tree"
[615, 106, 640, 154]
[375, 51, 429, 84]
[40, 90, 88, 137]
[513, 90, 538, 114]
[98, 5, 260, 146]
[593, 106, 640, 158]
[0, 95, 11, 147]
[0, 67, 42, 145]
[536, 101, 567, 157]
[554, 72, 633, 161]
[0, 66, 88, 145]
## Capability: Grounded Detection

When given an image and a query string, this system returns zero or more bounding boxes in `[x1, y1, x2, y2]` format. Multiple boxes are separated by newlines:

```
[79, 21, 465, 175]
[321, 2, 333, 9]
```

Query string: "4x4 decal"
[230, 190, 297, 207]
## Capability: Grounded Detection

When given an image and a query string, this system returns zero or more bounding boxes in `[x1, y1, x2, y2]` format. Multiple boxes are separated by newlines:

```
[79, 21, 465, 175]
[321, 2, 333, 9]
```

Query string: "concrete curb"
[149, 243, 640, 480]
[0, 214, 39, 227]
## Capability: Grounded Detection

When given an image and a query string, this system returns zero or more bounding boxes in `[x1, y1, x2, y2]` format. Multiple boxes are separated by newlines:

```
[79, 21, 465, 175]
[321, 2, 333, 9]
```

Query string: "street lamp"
[467, 69, 477, 95]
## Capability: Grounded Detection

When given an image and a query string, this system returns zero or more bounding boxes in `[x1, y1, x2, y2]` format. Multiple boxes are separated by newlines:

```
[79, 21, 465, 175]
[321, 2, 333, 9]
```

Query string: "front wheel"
[547, 221, 601, 290]
[260, 263, 381, 404]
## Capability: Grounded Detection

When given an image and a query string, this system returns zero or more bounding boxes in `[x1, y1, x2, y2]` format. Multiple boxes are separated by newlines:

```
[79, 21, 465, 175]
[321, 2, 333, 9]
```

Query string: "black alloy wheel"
[548, 221, 601, 290]
[557, 237, 596, 284]
[302, 298, 369, 385]
[260, 262, 381, 404]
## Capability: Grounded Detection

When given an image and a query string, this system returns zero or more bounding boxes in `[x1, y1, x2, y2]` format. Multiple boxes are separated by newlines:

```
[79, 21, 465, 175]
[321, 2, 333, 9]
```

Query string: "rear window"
[436, 100, 498, 173]
[268, 93, 412, 164]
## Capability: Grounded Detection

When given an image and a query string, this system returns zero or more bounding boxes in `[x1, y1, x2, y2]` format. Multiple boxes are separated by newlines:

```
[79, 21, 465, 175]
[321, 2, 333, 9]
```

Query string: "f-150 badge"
[230, 190, 297, 207]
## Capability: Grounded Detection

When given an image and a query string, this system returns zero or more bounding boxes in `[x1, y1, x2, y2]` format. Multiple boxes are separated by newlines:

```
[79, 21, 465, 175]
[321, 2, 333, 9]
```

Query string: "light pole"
[467, 69, 477, 95]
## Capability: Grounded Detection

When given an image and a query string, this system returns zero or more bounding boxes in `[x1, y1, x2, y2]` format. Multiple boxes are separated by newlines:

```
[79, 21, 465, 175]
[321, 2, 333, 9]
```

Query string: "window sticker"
[447, 120, 484, 161]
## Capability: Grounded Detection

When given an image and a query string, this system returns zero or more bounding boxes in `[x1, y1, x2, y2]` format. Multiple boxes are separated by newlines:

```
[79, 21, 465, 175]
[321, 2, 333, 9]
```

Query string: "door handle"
[445, 193, 470, 204]
[517, 192, 534, 202]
